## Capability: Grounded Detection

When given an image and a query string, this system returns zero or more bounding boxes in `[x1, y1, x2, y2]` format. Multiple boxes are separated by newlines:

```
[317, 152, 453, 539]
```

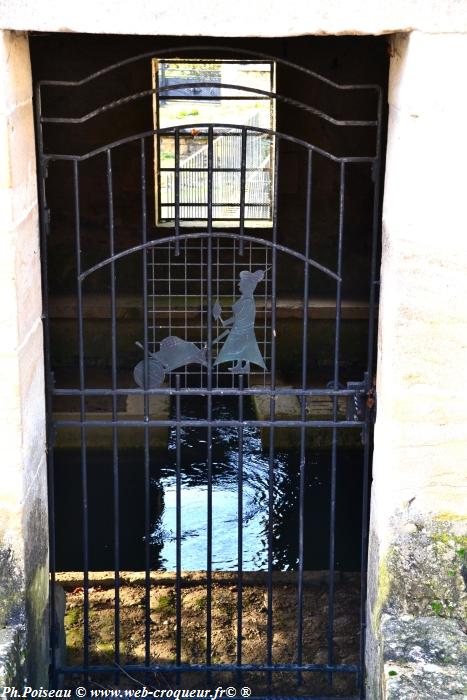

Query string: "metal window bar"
[159, 116, 272, 222]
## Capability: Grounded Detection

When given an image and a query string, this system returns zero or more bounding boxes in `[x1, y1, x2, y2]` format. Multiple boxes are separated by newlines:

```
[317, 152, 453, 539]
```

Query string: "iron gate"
[35, 45, 383, 699]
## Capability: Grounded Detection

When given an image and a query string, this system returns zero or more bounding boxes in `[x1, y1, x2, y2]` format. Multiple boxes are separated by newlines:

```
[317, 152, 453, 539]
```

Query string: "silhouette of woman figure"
[213, 269, 267, 374]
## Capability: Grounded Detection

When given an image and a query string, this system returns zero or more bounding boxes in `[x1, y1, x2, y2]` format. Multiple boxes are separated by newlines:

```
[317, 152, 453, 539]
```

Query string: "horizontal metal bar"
[78, 232, 341, 282]
[158, 217, 272, 222]
[41, 123, 377, 164]
[52, 387, 364, 397]
[57, 661, 358, 674]
[54, 418, 364, 428]
[161, 94, 270, 100]
[41, 82, 377, 128]
[159, 203, 271, 208]
[160, 167, 271, 173]
[37, 44, 381, 95]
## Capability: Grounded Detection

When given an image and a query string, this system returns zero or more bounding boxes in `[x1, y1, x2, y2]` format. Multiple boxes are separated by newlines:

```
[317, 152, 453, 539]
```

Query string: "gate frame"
[34, 45, 383, 698]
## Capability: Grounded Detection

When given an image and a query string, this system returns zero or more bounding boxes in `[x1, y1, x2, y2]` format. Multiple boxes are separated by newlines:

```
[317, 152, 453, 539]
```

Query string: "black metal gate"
[35, 45, 382, 699]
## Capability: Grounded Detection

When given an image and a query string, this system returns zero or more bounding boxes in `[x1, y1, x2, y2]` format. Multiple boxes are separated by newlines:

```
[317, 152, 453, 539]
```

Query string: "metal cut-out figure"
[133, 336, 207, 389]
[213, 269, 267, 374]
[133, 269, 267, 387]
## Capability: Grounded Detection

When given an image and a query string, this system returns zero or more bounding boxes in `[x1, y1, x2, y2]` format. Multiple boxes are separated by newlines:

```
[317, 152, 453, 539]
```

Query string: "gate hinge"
[366, 376, 377, 423]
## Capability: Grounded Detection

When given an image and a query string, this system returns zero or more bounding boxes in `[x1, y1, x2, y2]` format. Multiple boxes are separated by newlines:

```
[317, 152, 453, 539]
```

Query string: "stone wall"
[0, 30, 48, 686]
[366, 31, 467, 700]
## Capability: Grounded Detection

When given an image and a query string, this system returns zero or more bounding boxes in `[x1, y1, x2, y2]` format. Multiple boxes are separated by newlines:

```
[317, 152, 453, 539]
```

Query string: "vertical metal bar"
[34, 83, 58, 686]
[206, 125, 214, 683]
[155, 67, 162, 224]
[175, 374, 182, 685]
[296, 150, 313, 685]
[141, 138, 152, 670]
[239, 127, 247, 255]
[267, 135, 280, 692]
[200, 239, 204, 387]
[236, 374, 244, 686]
[358, 88, 383, 698]
[366, 89, 383, 381]
[106, 149, 120, 680]
[174, 128, 180, 256]
[328, 161, 345, 686]
[73, 160, 89, 682]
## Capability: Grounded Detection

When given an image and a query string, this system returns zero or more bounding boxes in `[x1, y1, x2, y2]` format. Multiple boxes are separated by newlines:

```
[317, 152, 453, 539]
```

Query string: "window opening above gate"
[153, 59, 276, 226]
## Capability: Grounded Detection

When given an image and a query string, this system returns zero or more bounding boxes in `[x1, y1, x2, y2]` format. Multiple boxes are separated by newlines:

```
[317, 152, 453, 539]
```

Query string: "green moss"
[194, 595, 207, 611]
[64, 608, 83, 666]
[95, 640, 115, 658]
[434, 513, 467, 523]
[372, 554, 391, 629]
[0, 546, 23, 626]
[65, 607, 80, 626]
[154, 592, 175, 616]
[25, 562, 49, 687]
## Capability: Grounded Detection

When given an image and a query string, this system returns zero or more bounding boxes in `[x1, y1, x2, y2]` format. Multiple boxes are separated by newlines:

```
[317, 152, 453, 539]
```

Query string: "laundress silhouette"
[214, 269, 267, 374]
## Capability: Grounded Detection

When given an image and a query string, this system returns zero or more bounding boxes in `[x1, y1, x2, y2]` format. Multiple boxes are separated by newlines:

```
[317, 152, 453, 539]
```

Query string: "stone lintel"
[0, 2, 467, 36]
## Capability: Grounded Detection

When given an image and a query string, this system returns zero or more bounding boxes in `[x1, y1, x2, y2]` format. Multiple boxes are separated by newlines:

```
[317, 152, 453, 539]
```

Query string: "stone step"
[251, 386, 361, 449]
[53, 394, 170, 449]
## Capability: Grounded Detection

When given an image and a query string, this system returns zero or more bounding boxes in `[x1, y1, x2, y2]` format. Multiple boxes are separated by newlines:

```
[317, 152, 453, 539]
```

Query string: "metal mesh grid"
[149, 238, 271, 387]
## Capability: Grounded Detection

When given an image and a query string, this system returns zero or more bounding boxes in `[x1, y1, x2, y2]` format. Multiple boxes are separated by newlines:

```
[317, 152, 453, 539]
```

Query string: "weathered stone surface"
[0, 546, 23, 628]
[0, 29, 48, 685]
[385, 518, 467, 621]
[367, 30, 467, 699]
[0, 625, 26, 686]
[1, 0, 467, 35]
[366, 516, 467, 699]
[382, 616, 467, 699]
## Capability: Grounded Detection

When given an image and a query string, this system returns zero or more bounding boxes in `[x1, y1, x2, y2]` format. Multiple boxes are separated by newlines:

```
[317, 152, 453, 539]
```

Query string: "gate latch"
[346, 380, 366, 422]
[346, 374, 377, 423]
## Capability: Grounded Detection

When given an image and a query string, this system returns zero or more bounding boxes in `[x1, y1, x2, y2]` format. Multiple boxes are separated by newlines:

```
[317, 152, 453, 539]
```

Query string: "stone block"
[389, 33, 467, 117]
[14, 207, 42, 345]
[0, 32, 32, 114]
[1, 2, 467, 36]
[7, 102, 38, 227]
[252, 388, 358, 449]
[382, 616, 467, 700]
[54, 392, 171, 449]
[0, 625, 26, 687]
[23, 454, 49, 686]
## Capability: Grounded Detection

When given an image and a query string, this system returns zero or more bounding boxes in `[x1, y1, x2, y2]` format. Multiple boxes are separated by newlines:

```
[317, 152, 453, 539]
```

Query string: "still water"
[54, 398, 365, 572]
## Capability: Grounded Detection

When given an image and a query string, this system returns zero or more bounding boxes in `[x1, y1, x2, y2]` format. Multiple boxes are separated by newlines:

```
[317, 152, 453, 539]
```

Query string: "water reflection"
[53, 398, 364, 572]
[151, 397, 364, 572]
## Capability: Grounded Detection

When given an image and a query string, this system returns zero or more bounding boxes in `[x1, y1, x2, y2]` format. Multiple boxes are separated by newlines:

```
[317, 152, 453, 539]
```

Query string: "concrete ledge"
[53, 394, 170, 449]
[48, 294, 372, 321]
[56, 569, 359, 590]
[0, 624, 26, 686]
[252, 388, 360, 448]
[382, 615, 467, 699]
